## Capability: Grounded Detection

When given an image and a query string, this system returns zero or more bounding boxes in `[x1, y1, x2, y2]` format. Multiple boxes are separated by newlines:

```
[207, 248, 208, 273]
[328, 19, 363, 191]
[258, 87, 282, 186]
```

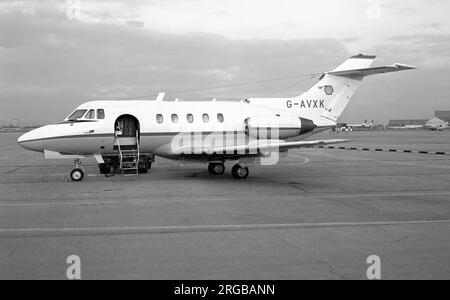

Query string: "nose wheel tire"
[208, 163, 225, 175]
[232, 164, 249, 180]
[70, 168, 85, 182]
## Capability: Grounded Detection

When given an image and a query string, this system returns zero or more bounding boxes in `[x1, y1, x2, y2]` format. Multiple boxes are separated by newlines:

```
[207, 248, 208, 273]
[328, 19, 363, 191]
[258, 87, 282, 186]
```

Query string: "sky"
[1, 0, 450, 125]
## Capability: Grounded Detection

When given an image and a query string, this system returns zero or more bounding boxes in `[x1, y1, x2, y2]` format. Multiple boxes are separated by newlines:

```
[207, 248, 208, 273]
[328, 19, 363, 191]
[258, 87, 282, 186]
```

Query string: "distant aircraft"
[347, 120, 374, 128]
[18, 55, 415, 181]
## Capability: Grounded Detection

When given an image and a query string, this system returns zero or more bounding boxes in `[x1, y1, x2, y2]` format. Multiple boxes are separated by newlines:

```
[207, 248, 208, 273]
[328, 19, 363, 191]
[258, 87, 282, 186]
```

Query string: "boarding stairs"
[115, 130, 140, 176]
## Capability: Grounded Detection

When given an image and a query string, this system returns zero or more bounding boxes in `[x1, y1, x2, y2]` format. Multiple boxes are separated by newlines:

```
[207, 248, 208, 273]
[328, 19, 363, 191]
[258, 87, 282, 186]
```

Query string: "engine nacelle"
[245, 115, 316, 139]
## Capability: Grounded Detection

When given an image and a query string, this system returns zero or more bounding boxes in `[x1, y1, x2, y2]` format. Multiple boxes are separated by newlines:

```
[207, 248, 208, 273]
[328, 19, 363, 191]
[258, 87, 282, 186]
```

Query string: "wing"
[174, 139, 348, 155]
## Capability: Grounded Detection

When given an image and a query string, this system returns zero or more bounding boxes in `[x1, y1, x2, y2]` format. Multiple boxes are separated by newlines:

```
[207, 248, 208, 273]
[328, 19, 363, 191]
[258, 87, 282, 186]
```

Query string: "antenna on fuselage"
[156, 92, 166, 102]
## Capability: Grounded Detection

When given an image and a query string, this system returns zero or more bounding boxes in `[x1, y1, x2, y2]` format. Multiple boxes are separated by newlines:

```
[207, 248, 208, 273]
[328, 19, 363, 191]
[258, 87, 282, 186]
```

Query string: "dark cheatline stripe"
[57, 120, 99, 124]
[19, 131, 253, 143]
[350, 54, 377, 60]
[18, 133, 115, 143]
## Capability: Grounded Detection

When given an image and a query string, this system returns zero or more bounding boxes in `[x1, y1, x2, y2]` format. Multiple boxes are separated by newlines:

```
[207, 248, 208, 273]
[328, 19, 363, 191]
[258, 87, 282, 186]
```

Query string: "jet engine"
[245, 115, 316, 139]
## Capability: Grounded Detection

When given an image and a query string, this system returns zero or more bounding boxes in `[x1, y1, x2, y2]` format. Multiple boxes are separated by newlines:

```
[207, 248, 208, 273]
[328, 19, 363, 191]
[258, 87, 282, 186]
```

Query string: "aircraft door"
[115, 115, 140, 149]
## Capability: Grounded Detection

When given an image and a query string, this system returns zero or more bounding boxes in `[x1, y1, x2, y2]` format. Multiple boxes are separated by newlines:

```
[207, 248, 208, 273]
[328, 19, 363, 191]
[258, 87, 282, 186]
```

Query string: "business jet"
[18, 54, 415, 181]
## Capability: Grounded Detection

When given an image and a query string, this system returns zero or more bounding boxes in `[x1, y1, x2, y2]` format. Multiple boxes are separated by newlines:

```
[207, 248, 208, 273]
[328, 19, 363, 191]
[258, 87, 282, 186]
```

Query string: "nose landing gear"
[70, 158, 85, 182]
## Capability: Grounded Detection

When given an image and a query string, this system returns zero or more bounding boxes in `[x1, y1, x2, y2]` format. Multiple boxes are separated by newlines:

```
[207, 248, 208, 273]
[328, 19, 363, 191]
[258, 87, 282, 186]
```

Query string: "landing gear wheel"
[208, 163, 225, 175]
[99, 163, 112, 175]
[70, 168, 85, 182]
[231, 164, 249, 180]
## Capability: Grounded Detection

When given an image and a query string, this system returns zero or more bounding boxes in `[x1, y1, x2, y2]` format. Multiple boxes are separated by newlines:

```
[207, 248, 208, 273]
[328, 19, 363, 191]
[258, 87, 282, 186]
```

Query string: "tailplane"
[296, 54, 415, 124]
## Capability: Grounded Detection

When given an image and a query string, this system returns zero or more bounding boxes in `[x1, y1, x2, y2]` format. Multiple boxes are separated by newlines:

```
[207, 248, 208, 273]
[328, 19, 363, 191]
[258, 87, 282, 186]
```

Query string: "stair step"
[117, 136, 141, 176]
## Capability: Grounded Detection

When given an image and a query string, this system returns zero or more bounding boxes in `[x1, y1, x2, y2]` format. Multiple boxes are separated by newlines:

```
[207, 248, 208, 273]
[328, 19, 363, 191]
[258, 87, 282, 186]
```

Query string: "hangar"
[388, 119, 427, 129]
[435, 111, 450, 125]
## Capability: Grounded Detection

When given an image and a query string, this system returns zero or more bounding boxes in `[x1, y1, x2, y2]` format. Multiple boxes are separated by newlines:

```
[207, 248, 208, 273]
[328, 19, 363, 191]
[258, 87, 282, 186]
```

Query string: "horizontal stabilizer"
[327, 63, 416, 78]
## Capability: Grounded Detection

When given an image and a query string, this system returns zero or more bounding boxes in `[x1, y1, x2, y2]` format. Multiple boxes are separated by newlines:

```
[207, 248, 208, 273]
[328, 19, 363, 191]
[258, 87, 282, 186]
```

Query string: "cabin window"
[85, 109, 95, 119]
[171, 114, 179, 123]
[203, 114, 210, 123]
[217, 113, 224, 123]
[156, 114, 164, 124]
[97, 109, 105, 119]
[187, 114, 194, 123]
[68, 109, 87, 120]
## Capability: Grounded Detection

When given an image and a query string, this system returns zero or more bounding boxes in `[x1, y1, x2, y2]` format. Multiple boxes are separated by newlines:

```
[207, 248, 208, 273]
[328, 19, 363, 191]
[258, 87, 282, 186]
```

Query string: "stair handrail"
[136, 130, 140, 172]
[115, 131, 123, 170]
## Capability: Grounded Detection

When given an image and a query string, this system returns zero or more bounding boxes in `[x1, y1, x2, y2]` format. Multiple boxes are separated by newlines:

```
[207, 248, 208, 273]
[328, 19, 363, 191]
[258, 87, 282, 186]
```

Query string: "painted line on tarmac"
[1, 220, 450, 238]
[377, 160, 450, 170]
[288, 155, 310, 164]
[1, 191, 450, 207]
[317, 146, 449, 156]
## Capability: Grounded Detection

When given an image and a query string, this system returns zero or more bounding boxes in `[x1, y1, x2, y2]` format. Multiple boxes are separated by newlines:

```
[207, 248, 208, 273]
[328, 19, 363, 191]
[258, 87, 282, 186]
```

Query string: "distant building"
[426, 117, 448, 130]
[435, 111, 450, 124]
[388, 119, 428, 129]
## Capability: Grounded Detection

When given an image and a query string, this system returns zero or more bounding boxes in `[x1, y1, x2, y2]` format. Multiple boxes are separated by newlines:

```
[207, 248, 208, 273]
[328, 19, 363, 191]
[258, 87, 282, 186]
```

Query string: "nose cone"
[18, 129, 45, 152]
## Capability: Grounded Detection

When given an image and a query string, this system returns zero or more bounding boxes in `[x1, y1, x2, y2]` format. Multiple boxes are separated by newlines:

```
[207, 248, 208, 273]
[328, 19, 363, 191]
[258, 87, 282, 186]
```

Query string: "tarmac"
[0, 130, 449, 279]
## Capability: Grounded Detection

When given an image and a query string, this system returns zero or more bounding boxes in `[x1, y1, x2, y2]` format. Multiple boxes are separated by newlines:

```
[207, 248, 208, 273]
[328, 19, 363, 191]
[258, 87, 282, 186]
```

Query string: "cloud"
[1, 0, 450, 125]
[0, 7, 349, 124]
[369, 34, 450, 67]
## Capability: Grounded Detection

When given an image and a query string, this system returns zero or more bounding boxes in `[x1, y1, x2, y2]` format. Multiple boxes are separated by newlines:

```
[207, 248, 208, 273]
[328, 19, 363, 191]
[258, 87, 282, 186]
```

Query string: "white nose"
[18, 128, 45, 152]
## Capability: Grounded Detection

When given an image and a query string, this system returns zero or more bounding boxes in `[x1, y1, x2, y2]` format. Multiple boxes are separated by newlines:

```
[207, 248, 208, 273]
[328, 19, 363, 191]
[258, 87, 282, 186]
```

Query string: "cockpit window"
[68, 109, 87, 120]
[97, 109, 105, 119]
[85, 109, 95, 119]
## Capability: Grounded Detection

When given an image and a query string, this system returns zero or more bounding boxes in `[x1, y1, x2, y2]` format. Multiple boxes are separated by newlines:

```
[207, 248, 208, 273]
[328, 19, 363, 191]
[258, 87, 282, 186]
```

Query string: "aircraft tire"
[70, 168, 85, 182]
[208, 163, 225, 175]
[231, 164, 249, 180]
[98, 163, 111, 175]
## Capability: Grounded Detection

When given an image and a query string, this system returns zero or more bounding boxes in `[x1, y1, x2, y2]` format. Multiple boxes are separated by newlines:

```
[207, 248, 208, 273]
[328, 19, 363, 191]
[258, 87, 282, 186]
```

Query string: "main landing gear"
[208, 163, 225, 175]
[207, 163, 249, 180]
[231, 164, 249, 180]
[70, 158, 85, 182]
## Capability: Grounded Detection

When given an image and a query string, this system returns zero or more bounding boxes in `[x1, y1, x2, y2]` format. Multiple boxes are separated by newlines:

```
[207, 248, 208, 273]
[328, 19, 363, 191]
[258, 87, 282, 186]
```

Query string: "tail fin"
[296, 54, 415, 124]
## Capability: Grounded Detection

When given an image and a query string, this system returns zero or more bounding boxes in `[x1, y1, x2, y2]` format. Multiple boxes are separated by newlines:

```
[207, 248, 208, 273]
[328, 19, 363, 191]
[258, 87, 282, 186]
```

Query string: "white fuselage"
[18, 99, 321, 159]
